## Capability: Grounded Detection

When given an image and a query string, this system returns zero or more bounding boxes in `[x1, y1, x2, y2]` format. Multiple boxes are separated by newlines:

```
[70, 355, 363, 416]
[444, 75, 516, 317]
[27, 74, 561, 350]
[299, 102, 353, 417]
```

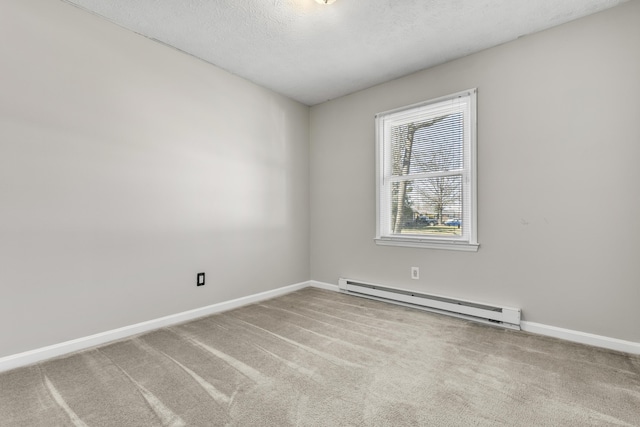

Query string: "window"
[375, 89, 478, 251]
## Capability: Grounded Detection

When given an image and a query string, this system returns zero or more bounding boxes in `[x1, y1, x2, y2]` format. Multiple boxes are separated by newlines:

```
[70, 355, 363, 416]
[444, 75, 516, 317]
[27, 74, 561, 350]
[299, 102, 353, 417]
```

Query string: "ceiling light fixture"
[315, 0, 337, 4]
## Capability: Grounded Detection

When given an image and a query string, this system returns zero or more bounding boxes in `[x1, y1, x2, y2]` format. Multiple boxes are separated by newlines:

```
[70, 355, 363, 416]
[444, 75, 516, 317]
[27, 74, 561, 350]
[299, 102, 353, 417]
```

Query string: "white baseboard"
[311, 280, 640, 355]
[0, 280, 311, 373]
[521, 321, 640, 355]
[3, 281, 637, 373]
[308, 280, 340, 292]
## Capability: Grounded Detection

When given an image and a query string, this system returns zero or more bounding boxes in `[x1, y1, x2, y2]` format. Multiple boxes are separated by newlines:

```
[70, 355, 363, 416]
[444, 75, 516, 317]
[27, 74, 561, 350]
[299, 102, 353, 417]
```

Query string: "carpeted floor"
[1, 287, 639, 426]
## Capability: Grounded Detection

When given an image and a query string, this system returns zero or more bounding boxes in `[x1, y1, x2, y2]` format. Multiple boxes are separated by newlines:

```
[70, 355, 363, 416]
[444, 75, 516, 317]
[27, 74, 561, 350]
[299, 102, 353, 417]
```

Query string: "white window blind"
[375, 89, 478, 251]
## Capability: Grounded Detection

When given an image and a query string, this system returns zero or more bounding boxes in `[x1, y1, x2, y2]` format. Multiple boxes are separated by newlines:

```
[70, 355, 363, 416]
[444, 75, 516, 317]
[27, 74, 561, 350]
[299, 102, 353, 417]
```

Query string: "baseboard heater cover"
[338, 278, 521, 330]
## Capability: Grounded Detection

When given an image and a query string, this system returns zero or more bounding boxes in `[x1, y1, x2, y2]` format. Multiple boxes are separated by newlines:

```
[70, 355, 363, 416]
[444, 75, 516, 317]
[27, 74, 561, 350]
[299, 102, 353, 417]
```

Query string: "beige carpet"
[1, 288, 639, 426]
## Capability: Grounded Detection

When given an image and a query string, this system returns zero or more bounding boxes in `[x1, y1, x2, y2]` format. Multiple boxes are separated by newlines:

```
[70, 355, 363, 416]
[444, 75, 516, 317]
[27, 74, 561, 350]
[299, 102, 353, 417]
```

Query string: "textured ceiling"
[62, 0, 627, 106]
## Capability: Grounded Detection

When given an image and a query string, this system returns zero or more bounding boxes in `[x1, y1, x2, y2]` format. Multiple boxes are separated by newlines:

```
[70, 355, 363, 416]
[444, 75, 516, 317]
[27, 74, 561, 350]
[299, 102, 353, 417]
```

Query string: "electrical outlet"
[411, 267, 419, 280]
[197, 272, 205, 287]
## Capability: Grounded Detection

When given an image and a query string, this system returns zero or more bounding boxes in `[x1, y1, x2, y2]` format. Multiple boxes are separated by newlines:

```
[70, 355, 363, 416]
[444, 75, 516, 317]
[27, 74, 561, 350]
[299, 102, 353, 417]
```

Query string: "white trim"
[374, 238, 479, 252]
[375, 88, 476, 117]
[311, 280, 640, 355]
[0, 281, 311, 373]
[521, 321, 640, 355]
[3, 281, 637, 373]
[308, 280, 340, 292]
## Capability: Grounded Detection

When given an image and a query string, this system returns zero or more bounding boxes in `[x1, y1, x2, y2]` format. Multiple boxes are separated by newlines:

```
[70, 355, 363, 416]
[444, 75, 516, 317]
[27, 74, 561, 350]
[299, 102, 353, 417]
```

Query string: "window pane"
[390, 176, 463, 237]
[390, 112, 463, 176]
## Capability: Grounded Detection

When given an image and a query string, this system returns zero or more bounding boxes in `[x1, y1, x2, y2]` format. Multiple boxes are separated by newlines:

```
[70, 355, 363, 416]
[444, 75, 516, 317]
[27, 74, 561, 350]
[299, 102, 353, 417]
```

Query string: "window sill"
[374, 237, 479, 252]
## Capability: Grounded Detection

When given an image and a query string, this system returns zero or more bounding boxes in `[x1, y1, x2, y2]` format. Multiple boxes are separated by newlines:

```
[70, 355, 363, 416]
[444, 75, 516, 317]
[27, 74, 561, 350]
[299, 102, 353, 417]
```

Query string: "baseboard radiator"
[338, 278, 521, 330]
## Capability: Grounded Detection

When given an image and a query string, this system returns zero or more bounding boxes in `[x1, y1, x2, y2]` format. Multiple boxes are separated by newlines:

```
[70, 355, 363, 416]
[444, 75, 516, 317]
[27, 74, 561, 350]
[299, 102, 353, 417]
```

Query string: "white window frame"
[375, 89, 478, 251]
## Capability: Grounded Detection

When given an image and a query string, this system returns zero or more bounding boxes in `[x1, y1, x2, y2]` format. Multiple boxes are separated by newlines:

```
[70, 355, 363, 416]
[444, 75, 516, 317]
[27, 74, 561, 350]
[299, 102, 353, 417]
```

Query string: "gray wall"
[310, 1, 640, 342]
[0, 0, 310, 357]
